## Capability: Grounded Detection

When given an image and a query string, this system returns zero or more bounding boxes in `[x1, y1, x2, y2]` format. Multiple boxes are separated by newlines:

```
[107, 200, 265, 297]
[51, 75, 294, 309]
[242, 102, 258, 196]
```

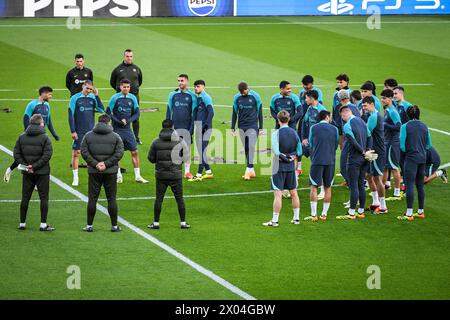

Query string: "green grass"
[0, 15, 449, 299]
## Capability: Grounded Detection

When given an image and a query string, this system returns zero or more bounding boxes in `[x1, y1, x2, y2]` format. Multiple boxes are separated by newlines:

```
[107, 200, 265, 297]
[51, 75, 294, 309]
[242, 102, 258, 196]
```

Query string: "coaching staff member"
[66, 53, 94, 96]
[147, 119, 190, 230]
[13, 114, 54, 231]
[110, 49, 143, 144]
[81, 114, 124, 232]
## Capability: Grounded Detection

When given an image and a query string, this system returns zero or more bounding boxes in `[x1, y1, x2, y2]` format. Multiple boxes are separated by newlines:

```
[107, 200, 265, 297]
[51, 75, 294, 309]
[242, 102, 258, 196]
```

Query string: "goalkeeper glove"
[364, 150, 378, 161]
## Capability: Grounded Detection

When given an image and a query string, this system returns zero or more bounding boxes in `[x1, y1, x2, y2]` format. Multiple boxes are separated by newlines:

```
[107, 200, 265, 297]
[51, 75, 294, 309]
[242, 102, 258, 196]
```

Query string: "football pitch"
[0, 15, 449, 300]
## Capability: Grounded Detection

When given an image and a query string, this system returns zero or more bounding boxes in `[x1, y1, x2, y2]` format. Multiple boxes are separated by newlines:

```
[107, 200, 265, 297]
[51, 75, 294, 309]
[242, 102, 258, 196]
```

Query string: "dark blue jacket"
[426, 146, 440, 167]
[333, 102, 359, 132]
[400, 119, 432, 164]
[68, 92, 104, 134]
[299, 87, 323, 118]
[193, 91, 214, 130]
[358, 96, 381, 122]
[309, 121, 339, 166]
[24, 99, 58, 140]
[366, 110, 385, 155]
[301, 103, 327, 141]
[107, 93, 140, 131]
[384, 104, 402, 145]
[270, 93, 301, 129]
[232, 90, 263, 130]
[271, 125, 302, 172]
[396, 100, 413, 124]
[343, 115, 372, 164]
[166, 89, 197, 132]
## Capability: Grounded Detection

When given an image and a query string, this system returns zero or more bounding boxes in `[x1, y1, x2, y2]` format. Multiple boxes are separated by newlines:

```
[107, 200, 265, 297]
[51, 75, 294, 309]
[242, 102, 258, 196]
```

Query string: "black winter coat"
[81, 122, 124, 174]
[148, 128, 189, 181]
[13, 124, 53, 175]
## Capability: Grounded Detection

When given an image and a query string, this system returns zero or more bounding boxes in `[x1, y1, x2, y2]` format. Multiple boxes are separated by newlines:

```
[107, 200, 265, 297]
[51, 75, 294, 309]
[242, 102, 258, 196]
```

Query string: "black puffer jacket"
[81, 122, 124, 174]
[148, 128, 189, 180]
[13, 124, 53, 175]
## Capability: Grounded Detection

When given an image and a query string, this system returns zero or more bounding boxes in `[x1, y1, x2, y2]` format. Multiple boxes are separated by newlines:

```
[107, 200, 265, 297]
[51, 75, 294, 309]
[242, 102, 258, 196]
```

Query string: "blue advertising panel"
[236, 0, 450, 16]
[153, 0, 234, 17]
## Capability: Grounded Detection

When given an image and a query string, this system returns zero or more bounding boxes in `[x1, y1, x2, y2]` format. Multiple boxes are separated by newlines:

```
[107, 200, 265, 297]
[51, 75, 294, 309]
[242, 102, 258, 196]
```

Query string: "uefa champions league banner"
[0, 0, 448, 17]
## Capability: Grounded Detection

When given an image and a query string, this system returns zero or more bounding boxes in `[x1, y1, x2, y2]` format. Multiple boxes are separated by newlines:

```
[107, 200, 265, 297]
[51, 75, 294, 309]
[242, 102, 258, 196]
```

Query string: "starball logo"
[188, 0, 216, 17]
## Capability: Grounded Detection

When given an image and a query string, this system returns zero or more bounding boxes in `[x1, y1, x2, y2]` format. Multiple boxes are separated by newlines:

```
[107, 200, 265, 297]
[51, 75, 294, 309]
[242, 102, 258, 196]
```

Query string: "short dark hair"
[336, 73, 349, 82]
[194, 80, 205, 86]
[367, 81, 377, 96]
[98, 114, 111, 124]
[30, 114, 43, 125]
[38, 86, 53, 95]
[360, 81, 377, 96]
[318, 110, 330, 121]
[362, 96, 375, 104]
[305, 90, 319, 100]
[384, 78, 398, 88]
[83, 80, 93, 86]
[351, 90, 362, 101]
[407, 105, 420, 120]
[124, 49, 133, 54]
[277, 110, 290, 124]
[279, 80, 290, 89]
[381, 89, 394, 98]
[120, 79, 131, 85]
[360, 82, 374, 92]
[301, 75, 314, 85]
[178, 74, 189, 80]
[238, 82, 248, 93]
[394, 86, 405, 93]
[162, 119, 173, 128]
[74, 53, 84, 60]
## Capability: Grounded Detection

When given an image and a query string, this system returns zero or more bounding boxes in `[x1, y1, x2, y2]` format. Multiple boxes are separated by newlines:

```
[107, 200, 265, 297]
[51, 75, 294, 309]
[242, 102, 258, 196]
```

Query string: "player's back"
[310, 122, 338, 166]
[401, 119, 429, 164]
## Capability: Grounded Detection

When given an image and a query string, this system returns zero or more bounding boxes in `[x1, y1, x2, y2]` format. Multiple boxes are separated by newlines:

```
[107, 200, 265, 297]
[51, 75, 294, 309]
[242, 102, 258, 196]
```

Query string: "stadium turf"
[0, 15, 449, 299]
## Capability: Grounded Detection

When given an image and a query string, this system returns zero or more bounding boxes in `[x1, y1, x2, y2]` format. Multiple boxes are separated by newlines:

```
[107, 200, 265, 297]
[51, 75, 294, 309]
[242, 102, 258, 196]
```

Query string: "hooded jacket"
[81, 122, 124, 174]
[148, 128, 189, 181]
[13, 124, 53, 175]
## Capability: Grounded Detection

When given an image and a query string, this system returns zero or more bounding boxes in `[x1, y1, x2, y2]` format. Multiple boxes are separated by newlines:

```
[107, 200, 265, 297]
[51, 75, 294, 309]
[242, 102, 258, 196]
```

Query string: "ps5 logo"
[415, 0, 441, 10]
[188, 0, 216, 17]
[362, 0, 443, 11]
[318, 0, 354, 15]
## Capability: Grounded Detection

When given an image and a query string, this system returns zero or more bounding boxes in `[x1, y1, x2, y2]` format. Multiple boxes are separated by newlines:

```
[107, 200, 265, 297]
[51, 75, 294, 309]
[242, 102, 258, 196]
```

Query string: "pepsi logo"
[188, 0, 216, 16]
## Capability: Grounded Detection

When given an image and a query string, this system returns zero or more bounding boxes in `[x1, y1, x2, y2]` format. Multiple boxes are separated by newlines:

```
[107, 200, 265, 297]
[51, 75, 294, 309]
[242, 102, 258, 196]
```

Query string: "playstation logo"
[318, 0, 354, 15]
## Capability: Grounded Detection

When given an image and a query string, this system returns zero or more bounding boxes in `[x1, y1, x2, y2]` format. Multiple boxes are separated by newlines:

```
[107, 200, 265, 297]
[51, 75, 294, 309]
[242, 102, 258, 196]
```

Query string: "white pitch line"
[0, 20, 450, 28]
[439, 162, 450, 170]
[0, 144, 256, 301]
[0, 199, 82, 203]
[429, 128, 450, 136]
